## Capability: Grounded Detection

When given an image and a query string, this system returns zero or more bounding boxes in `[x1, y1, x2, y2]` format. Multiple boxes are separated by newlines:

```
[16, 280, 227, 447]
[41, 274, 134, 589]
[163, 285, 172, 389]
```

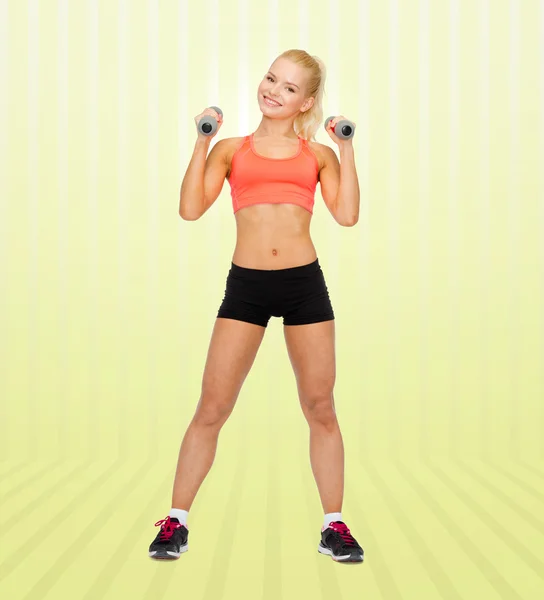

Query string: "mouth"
[263, 95, 282, 107]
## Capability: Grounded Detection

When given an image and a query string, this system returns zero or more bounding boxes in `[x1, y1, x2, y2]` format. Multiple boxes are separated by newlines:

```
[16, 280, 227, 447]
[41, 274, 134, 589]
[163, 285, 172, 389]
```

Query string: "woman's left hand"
[325, 115, 355, 146]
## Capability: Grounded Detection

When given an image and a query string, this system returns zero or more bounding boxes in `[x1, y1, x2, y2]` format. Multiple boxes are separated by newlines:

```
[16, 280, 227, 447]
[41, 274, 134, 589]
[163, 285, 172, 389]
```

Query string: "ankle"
[169, 508, 189, 526]
[322, 511, 342, 530]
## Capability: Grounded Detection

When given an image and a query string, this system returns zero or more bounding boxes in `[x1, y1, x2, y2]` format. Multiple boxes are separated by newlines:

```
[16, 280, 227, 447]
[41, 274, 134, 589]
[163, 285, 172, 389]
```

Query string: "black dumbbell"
[198, 106, 223, 136]
[324, 116, 355, 140]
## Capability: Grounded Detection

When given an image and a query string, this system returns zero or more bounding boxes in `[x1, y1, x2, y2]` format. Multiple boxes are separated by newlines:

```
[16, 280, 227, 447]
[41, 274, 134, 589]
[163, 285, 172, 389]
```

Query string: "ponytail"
[277, 49, 326, 142]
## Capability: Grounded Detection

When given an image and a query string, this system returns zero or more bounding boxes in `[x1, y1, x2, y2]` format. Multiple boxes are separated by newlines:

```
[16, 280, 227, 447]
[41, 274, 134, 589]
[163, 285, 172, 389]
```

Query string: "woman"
[148, 49, 364, 564]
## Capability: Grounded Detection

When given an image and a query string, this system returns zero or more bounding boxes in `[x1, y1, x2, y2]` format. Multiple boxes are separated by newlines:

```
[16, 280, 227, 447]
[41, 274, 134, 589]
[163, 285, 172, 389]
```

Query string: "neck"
[254, 117, 299, 139]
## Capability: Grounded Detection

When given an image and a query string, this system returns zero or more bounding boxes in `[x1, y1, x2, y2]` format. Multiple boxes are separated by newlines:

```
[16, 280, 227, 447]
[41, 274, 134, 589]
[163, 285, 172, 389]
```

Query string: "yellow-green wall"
[1, 1, 542, 599]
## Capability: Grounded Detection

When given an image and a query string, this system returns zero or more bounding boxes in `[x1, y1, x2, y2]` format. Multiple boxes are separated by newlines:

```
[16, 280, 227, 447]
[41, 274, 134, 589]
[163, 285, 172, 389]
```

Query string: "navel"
[271, 248, 278, 256]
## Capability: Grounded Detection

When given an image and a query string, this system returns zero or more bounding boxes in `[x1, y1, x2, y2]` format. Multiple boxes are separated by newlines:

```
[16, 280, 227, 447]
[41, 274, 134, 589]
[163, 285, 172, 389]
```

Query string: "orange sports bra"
[227, 132, 320, 214]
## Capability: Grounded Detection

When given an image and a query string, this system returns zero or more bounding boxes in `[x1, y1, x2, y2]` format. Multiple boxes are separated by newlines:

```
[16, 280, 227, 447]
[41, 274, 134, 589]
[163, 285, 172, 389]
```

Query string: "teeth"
[265, 97, 280, 106]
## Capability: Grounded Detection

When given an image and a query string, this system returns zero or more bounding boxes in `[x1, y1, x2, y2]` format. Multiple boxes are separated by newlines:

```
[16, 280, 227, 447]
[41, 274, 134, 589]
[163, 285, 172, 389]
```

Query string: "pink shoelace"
[154, 516, 182, 541]
[328, 521, 357, 546]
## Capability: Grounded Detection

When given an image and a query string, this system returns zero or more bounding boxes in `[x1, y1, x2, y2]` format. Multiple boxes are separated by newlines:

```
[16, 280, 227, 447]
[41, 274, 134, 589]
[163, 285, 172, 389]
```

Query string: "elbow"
[179, 210, 200, 221]
[332, 197, 359, 227]
[339, 215, 359, 227]
[179, 197, 203, 221]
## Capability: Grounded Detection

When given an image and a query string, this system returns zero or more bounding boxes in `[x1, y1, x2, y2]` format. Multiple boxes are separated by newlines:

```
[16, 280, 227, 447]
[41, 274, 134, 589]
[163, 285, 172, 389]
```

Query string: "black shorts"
[217, 259, 335, 327]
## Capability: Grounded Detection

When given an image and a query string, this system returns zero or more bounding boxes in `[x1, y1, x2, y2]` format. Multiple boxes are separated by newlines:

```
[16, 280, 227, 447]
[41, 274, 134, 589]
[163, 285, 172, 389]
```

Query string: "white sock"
[322, 512, 342, 531]
[169, 508, 189, 526]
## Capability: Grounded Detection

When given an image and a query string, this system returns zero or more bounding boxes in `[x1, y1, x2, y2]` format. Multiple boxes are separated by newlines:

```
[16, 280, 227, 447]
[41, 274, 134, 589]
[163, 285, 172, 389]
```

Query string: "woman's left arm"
[318, 117, 360, 227]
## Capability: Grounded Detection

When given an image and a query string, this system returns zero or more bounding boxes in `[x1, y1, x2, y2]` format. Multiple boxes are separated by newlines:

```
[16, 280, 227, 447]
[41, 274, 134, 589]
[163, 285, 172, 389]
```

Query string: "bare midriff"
[232, 202, 317, 269]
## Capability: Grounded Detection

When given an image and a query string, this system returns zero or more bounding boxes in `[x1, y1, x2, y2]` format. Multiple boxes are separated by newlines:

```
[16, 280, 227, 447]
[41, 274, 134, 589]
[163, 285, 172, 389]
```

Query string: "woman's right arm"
[179, 108, 228, 220]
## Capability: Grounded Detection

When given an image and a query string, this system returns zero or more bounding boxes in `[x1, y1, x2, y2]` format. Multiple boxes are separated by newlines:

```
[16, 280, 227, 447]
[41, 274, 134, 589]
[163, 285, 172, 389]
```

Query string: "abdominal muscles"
[232, 203, 318, 269]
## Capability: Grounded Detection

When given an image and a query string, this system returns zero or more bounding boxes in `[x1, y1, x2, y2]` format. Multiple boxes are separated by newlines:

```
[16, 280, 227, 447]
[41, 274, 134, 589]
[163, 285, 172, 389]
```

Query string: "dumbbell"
[324, 116, 355, 140]
[198, 106, 223, 136]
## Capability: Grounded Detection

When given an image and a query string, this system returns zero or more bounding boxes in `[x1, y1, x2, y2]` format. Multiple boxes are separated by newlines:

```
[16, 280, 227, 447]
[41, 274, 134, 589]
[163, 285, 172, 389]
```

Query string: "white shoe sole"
[149, 543, 189, 559]
[318, 544, 363, 562]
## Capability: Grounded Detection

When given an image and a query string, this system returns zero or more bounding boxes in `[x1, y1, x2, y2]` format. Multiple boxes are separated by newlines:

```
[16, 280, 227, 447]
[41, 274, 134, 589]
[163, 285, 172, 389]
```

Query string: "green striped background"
[0, 0, 542, 598]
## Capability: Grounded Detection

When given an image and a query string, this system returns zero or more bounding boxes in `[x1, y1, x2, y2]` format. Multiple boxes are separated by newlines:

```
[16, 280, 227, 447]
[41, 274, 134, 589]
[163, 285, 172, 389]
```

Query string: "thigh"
[281, 264, 335, 327]
[217, 265, 273, 327]
[283, 320, 336, 413]
[195, 317, 266, 424]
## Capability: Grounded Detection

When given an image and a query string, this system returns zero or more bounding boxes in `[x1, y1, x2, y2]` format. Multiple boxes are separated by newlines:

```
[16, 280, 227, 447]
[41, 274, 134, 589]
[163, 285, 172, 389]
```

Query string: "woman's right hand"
[194, 107, 223, 140]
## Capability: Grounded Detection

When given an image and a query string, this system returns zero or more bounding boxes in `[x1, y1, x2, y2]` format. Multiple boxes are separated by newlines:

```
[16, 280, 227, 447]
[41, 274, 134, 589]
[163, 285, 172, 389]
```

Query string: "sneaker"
[148, 516, 189, 560]
[318, 521, 364, 563]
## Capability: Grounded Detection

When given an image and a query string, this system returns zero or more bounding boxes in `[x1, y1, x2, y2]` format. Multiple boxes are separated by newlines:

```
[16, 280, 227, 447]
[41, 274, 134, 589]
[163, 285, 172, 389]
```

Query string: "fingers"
[327, 116, 356, 128]
[205, 107, 222, 123]
[326, 116, 356, 143]
[328, 116, 355, 129]
[194, 108, 223, 124]
[326, 117, 340, 135]
[194, 107, 223, 139]
[326, 117, 341, 134]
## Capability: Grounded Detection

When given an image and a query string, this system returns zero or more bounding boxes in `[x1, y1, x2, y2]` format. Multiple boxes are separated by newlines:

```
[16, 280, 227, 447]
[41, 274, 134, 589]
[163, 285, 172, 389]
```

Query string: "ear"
[300, 96, 315, 113]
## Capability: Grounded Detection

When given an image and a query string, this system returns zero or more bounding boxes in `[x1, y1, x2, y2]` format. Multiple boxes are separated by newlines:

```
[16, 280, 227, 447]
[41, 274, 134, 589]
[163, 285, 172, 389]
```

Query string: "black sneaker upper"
[149, 516, 188, 553]
[321, 521, 364, 556]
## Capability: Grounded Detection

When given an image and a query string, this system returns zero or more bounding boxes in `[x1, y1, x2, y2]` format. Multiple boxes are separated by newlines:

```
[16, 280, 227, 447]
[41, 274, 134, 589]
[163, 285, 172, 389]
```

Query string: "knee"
[301, 392, 337, 428]
[193, 393, 235, 428]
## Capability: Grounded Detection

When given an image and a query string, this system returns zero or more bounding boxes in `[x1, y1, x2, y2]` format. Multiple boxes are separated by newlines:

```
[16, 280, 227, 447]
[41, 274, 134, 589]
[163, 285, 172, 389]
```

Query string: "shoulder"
[306, 140, 338, 171]
[215, 136, 248, 177]
[208, 136, 246, 162]
[216, 136, 247, 163]
[211, 136, 246, 156]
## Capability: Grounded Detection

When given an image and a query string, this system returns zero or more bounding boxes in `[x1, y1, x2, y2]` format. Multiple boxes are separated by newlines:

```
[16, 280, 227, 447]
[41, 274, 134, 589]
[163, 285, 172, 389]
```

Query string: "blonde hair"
[275, 49, 326, 142]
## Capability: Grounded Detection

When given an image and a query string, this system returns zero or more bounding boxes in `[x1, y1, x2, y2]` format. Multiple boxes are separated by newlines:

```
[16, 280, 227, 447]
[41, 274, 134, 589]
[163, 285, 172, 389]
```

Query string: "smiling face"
[257, 57, 314, 118]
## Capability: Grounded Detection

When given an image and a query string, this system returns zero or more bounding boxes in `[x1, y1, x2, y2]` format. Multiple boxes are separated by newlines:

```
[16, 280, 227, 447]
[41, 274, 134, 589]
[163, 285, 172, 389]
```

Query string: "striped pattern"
[0, 0, 542, 598]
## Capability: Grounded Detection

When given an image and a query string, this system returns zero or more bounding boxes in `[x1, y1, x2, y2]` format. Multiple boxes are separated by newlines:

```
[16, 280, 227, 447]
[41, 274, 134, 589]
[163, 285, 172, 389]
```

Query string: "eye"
[267, 76, 273, 82]
[288, 87, 295, 93]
